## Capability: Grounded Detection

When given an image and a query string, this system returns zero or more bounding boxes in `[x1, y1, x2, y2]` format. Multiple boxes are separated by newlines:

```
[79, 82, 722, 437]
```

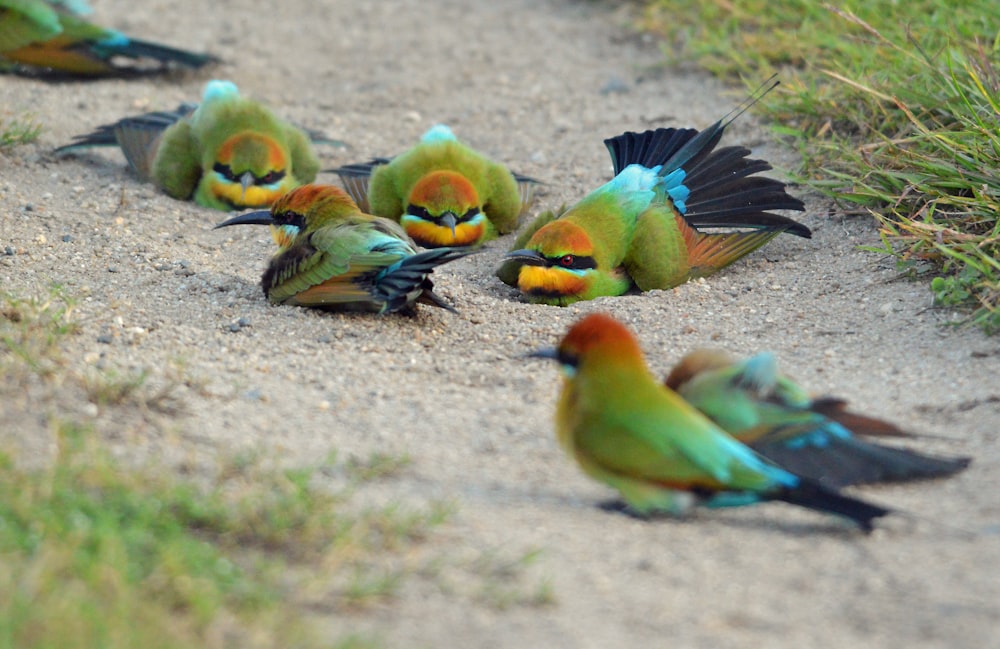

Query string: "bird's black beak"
[214, 210, 275, 229]
[440, 212, 458, 238]
[504, 249, 548, 266]
[525, 346, 559, 361]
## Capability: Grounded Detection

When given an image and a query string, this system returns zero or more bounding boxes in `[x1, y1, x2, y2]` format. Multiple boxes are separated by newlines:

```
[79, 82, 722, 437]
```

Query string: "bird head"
[403, 170, 484, 247]
[209, 132, 292, 209]
[214, 184, 360, 250]
[530, 313, 644, 377]
[663, 349, 736, 391]
[505, 220, 599, 306]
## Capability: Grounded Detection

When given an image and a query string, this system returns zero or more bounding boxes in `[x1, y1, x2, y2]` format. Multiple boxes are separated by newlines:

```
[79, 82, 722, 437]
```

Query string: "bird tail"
[95, 37, 219, 70]
[54, 103, 195, 179]
[675, 216, 788, 277]
[603, 80, 810, 241]
[375, 247, 475, 314]
[756, 435, 971, 488]
[772, 480, 891, 532]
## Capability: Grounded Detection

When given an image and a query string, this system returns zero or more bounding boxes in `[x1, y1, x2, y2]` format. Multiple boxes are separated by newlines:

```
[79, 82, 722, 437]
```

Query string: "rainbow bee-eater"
[55, 80, 327, 211]
[214, 184, 473, 314]
[500, 80, 810, 306]
[0, 0, 217, 77]
[332, 124, 538, 248]
[529, 313, 891, 531]
[663, 349, 971, 488]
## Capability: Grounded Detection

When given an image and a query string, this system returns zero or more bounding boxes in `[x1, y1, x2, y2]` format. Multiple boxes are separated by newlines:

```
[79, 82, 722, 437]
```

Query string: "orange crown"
[408, 170, 480, 210]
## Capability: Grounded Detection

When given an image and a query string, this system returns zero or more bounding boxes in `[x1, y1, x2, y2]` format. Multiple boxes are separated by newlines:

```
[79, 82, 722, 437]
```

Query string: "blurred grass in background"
[642, 0, 1000, 332]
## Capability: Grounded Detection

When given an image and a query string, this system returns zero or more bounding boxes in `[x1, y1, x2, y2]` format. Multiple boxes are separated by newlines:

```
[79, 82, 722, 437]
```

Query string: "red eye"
[559, 255, 575, 267]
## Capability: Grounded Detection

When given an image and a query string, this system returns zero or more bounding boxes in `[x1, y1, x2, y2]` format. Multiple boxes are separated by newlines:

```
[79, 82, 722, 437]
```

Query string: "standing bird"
[55, 80, 324, 211]
[332, 124, 538, 248]
[663, 349, 971, 488]
[214, 184, 472, 314]
[0, 0, 217, 77]
[529, 313, 891, 531]
[500, 80, 810, 306]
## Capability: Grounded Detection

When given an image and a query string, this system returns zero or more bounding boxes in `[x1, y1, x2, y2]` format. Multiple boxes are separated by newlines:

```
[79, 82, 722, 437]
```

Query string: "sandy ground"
[2, 0, 999, 647]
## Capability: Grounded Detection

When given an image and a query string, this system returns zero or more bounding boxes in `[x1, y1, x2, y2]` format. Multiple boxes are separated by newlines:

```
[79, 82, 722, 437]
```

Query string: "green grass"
[1, 286, 79, 380]
[0, 422, 451, 649]
[1, 287, 558, 645]
[0, 113, 41, 148]
[642, 0, 1000, 331]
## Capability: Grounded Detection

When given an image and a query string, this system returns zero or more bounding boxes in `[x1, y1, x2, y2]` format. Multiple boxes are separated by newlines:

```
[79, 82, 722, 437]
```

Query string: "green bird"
[663, 348, 971, 488]
[56, 79, 325, 211]
[0, 0, 217, 77]
[332, 124, 538, 248]
[500, 81, 810, 305]
[529, 312, 892, 531]
[214, 184, 472, 314]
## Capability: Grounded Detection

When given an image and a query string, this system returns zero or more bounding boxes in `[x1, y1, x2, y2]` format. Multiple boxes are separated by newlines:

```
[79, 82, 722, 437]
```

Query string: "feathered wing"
[262, 219, 471, 313]
[674, 351, 973, 488]
[54, 103, 196, 180]
[0, 0, 62, 52]
[605, 127, 809, 284]
[482, 161, 534, 234]
[149, 120, 201, 200]
[283, 123, 320, 185]
[330, 158, 392, 212]
[1, 4, 217, 76]
[512, 171, 541, 216]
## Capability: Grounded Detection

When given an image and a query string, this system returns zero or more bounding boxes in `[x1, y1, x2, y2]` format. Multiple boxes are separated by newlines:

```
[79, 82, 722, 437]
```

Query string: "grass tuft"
[641, 0, 1000, 331]
[0, 113, 42, 148]
[0, 420, 452, 648]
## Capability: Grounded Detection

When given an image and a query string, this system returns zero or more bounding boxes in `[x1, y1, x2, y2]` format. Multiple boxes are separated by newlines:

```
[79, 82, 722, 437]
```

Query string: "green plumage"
[667, 350, 972, 488]
[333, 125, 537, 247]
[502, 111, 809, 306]
[215, 184, 472, 314]
[533, 314, 892, 530]
[0, 0, 216, 76]
[370, 139, 521, 236]
[56, 80, 322, 211]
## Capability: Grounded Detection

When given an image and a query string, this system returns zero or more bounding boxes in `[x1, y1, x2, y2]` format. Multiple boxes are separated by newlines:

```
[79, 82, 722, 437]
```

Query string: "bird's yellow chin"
[405, 220, 485, 248]
[268, 224, 295, 249]
[211, 181, 285, 209]
[517, 266, 586, 299]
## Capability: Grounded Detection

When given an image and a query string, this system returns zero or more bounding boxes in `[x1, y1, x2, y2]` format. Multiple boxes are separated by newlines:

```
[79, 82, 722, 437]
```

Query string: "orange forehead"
[561, 313, 641, 357]
[272, 184, 358, 214]
[528, 220, 593, 255]
[408, 171, 480, 209]
[217, 132, 287, 169]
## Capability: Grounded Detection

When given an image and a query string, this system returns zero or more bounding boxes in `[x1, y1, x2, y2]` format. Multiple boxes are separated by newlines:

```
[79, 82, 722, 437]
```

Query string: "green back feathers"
[0, 1, 62, 51]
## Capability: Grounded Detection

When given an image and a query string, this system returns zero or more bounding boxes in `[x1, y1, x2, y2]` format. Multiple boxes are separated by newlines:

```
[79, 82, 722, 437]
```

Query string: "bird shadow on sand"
[596, 498, 883, 538]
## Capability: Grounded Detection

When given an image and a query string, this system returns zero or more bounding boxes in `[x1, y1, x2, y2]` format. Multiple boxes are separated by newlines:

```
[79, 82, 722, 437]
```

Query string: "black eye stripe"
[406, 205, 481, 225]
[546, 254, 597, 270]
[212, 163, 285, 186]
[256, 170, 286, 185]
[406, 204, 430, 219]
[213, 162, 236, 181]
[274, 210, 306, 230]
[557, 349, 579, 368]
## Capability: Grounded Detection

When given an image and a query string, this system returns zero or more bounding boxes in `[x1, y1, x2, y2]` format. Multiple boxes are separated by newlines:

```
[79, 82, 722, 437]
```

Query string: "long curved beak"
[440, 212, 457, 238]
[526, 346, 559, 361]
[504, 249, 548, 266]
[239, 171, 255, 201]
[214, 210, 274, 229]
